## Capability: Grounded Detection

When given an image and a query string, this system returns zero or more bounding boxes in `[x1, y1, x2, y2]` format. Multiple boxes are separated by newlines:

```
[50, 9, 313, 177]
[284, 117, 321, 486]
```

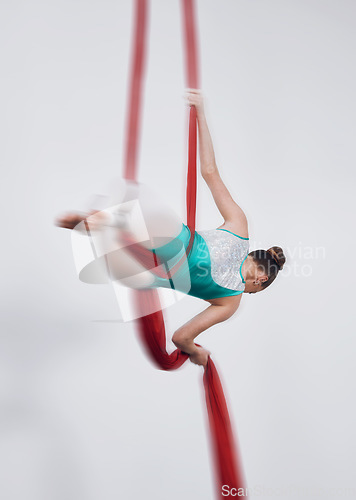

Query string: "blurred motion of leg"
[71, 178, 183, 289]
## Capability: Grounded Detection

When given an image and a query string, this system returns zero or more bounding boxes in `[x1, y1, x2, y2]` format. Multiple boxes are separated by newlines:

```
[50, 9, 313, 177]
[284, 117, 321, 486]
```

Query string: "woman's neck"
[241, 256, 259, 294]
[241, 255, 254, 282]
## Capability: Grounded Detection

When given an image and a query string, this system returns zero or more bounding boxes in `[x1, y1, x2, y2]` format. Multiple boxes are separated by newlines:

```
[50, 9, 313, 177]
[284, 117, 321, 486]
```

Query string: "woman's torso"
[150, 224, 249, 301]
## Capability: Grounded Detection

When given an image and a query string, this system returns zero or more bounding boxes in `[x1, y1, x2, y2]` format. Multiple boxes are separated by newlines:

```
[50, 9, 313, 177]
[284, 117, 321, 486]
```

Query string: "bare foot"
[55, 209, 124, 232]
[55, 212, 88, 230]
[55, 209, 107, 230]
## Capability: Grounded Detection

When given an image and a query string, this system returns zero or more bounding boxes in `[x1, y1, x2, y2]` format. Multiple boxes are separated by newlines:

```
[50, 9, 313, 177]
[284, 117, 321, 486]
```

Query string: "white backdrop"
[0, 1, 355, 499]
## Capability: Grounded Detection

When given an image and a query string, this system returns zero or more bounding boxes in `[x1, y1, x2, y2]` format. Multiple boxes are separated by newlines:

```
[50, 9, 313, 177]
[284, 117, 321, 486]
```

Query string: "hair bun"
[267, 246, 286, 270]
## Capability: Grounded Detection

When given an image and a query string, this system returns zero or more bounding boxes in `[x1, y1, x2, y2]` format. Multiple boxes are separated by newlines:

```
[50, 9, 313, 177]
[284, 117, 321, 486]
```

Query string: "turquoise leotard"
[148, 223, 249, 301]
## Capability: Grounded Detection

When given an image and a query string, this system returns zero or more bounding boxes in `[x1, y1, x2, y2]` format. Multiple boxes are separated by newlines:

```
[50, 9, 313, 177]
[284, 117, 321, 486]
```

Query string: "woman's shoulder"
[216, 222, 249, 240]
[205, 293, 242, 309]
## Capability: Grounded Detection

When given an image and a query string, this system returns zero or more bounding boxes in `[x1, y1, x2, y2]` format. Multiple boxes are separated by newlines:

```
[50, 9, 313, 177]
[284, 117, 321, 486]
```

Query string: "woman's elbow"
[172, 331, 187, 348]
[201, 163, 218, 178]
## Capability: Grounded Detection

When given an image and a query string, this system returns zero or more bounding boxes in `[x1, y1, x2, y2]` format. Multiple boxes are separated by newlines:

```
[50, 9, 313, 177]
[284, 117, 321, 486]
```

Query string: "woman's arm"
[172, 295, 241, 366]
[185, 89, 248, 238]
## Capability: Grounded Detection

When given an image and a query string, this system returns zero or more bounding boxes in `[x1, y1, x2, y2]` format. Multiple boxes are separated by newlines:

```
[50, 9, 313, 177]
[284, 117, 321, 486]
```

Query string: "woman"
[56, 89, 286, 367]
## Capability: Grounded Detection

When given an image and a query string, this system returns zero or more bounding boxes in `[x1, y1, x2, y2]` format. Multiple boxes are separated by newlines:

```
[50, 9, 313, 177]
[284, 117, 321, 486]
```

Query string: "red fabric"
[124, 0, 148, 182]
[186, 105, 197, 256]
[122, 1, 247, 498]
[133, 290, 247, 499]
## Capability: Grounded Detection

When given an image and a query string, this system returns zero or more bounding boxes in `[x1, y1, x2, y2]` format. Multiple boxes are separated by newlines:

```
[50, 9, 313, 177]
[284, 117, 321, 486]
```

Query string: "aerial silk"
[122, 1, 247, 498]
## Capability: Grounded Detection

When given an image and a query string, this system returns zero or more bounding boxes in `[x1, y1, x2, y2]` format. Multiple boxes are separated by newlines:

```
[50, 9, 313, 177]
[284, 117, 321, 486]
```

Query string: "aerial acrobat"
[55, 0, 286, 497]
[56, 88, 286, 367]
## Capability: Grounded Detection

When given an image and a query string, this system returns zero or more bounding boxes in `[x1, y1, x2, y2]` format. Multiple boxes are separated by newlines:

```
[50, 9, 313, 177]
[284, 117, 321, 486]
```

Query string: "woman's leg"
[109, 179, 183, 248]
[84, 180, 183, 287]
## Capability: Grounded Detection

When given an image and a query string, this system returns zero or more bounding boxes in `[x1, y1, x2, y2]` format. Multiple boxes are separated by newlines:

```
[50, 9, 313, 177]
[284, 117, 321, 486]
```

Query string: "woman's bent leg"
[80, 180, 183, 287]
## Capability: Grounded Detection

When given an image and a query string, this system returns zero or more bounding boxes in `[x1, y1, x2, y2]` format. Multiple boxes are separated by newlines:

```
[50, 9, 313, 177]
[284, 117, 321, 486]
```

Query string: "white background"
[0, 1, 355, 499]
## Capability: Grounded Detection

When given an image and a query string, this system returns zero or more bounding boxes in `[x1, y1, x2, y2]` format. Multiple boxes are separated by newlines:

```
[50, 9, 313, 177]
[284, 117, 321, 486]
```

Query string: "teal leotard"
[148, 223, 249, 301]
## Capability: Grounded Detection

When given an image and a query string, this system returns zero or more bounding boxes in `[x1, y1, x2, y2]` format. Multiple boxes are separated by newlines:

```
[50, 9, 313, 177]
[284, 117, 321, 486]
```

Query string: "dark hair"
[248, 246, 286, 289]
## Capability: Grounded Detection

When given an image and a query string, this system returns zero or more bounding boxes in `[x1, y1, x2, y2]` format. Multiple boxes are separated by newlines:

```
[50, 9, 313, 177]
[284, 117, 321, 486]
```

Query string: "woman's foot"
[55, 207, 129, 231]
[55, 209, 108, 231]
[55, 212, 87, 230]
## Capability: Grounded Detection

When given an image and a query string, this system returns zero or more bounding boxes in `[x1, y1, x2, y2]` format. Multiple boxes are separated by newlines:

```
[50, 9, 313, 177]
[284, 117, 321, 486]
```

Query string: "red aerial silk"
[123, 1, 247, 498]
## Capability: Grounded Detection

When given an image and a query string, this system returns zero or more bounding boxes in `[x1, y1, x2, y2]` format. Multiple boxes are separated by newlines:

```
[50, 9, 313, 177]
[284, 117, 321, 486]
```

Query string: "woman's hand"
[189, 346, 211, 368]
[184, 88, 204, 114]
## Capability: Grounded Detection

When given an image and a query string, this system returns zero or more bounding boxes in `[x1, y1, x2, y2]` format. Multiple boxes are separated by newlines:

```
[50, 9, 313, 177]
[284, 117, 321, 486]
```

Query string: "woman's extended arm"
[172, 295, 241, 366]
[185, 89, 248, 238]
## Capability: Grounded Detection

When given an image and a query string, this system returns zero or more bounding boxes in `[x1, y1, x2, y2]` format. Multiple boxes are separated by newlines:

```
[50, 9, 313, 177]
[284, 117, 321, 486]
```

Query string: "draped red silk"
[123, 1, 247, 498]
